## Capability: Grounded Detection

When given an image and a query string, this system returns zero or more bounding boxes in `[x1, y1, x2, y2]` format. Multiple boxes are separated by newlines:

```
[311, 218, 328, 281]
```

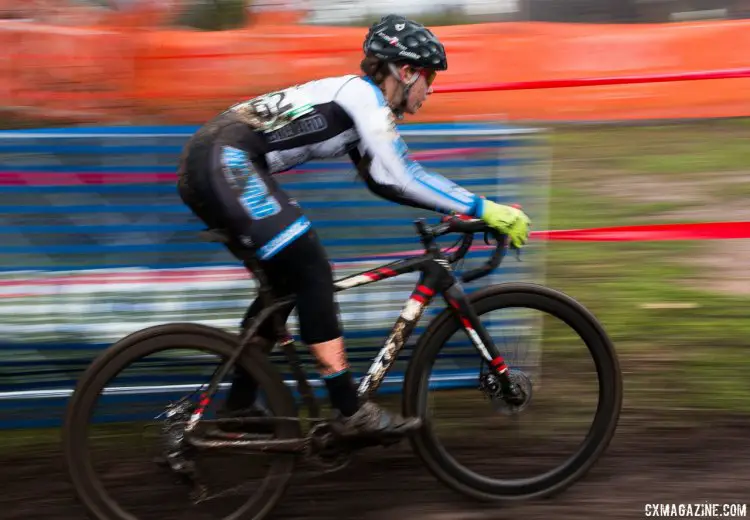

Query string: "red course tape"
[532, 221, 750, 242]
[0, 221, 747, 292]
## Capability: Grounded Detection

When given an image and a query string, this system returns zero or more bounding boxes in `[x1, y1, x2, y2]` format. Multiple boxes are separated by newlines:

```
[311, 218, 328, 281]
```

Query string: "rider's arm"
[337, 78, 484, 217]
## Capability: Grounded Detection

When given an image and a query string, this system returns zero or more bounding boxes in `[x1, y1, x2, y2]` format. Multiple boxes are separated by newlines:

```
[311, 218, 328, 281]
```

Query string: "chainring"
[304, 422, 351, 473]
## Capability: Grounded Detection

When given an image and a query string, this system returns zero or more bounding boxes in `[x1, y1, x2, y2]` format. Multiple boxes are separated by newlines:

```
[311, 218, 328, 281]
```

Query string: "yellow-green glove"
[478, 199, 531, 249]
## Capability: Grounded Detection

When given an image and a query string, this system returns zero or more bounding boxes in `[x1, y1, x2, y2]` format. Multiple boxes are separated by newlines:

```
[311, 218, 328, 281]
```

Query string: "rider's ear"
[399, 64, 414, 83]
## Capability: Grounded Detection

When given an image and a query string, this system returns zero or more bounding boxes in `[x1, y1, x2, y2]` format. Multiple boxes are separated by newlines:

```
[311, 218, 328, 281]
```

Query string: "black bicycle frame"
[184, 219, 512, 437]
[331, 250, 509, 400]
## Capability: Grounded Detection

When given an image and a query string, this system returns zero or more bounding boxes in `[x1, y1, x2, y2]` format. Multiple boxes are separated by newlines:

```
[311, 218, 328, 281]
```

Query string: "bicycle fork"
[442, 283, 509, 374]
[442, 282, 526, 405]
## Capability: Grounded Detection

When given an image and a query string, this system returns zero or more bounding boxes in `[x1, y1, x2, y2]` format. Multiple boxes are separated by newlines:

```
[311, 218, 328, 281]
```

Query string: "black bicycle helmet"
[363, 14, 448, 71]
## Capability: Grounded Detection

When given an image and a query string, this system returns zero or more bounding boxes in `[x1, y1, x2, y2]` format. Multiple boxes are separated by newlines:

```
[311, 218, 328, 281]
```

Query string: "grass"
[545, 119, 750, 414]
[551, 120, 750, 177]
[1, 118, 749, 452]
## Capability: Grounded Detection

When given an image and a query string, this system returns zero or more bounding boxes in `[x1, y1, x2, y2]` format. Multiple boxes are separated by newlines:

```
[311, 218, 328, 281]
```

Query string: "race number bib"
[229, 86, 315, 133]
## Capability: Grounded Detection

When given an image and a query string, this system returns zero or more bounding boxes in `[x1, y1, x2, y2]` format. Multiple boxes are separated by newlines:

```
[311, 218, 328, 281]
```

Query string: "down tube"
[357, 283, 436, 399]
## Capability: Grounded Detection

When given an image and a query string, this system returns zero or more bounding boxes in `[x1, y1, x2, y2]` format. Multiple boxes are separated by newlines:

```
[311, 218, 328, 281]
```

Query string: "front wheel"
[403, 282, 622, 502]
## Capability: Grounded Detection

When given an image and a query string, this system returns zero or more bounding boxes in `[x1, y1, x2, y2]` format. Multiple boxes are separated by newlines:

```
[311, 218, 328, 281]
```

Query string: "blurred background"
[4, 0, 750, 26]
[0, 2, 748, 520]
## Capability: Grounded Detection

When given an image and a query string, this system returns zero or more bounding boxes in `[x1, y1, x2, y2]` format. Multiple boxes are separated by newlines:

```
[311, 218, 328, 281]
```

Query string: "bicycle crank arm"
[186, 435, 307, 454]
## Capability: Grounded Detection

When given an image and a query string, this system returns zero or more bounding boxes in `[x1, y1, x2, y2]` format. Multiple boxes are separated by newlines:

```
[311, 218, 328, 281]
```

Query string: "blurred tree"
[67, 0, 251, 29]
[611, 0, 638, 21]
[173, 0, 249, 30]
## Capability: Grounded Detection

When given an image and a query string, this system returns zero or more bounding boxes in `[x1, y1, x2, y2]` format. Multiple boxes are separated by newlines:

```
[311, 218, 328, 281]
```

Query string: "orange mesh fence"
[1, 17, 750, 123]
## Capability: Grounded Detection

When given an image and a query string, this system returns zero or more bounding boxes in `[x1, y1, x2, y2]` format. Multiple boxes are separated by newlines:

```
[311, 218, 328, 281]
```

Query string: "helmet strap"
[387, 63, 419, 120]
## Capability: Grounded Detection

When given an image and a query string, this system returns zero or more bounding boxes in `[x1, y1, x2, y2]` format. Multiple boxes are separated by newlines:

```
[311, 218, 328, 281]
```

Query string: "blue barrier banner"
[0, 123, 549, 429]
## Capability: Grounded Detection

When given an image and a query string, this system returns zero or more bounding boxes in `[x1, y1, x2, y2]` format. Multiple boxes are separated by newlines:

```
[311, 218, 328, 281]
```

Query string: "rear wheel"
[62, 323, 300, 520]
[403, 283, 622, 502]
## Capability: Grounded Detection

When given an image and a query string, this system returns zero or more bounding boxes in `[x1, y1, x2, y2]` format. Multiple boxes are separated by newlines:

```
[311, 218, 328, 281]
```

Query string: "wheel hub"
[479, 369, 533, 415]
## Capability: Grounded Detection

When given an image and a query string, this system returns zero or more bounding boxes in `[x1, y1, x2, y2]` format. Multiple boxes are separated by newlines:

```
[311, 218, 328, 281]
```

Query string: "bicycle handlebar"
[414, 216, 509, 283]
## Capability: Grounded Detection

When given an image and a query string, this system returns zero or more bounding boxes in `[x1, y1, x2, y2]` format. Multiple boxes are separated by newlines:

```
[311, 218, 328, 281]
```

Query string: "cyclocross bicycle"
[62, 215, 623, 520]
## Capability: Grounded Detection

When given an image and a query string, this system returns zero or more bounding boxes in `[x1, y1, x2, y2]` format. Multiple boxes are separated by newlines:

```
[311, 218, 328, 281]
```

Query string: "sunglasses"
[420, 69, 437, 87]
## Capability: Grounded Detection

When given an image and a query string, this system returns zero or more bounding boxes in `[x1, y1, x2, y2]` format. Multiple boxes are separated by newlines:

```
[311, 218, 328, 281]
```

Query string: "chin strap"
[387, 63, 420, 120]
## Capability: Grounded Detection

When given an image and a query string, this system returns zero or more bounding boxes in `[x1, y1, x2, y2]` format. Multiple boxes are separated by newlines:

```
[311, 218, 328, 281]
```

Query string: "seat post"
[241, 253, 273, 303]
[225, 240, 292, 345]
[222, 241, 274, 306]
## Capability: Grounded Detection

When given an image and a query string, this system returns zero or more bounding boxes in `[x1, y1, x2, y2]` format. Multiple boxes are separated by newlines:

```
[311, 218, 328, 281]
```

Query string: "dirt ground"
[2, 408, 748, 520]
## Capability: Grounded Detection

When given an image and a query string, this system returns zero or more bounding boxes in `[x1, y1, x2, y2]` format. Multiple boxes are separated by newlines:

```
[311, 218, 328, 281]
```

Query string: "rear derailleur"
[153, 397, 208, 502]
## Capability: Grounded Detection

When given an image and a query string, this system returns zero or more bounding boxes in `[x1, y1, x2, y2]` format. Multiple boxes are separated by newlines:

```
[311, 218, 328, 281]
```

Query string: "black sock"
[323, 369, 360, 417]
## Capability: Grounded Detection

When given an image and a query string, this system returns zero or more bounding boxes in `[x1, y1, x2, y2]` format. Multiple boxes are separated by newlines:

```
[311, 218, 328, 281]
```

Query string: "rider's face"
[403, 68, 436, 115]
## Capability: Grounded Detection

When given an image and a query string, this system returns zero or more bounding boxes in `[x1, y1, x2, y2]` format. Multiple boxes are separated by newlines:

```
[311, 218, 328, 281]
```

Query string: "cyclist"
[176, 14, 531, 440]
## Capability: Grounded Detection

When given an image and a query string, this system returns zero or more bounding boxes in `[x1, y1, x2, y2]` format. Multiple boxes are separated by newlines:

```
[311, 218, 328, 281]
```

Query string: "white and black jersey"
[178, 74, 483, 260]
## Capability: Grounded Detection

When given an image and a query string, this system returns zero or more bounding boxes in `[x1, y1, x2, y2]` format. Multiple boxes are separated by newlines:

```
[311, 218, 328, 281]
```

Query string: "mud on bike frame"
[184, 215, 517, 445]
